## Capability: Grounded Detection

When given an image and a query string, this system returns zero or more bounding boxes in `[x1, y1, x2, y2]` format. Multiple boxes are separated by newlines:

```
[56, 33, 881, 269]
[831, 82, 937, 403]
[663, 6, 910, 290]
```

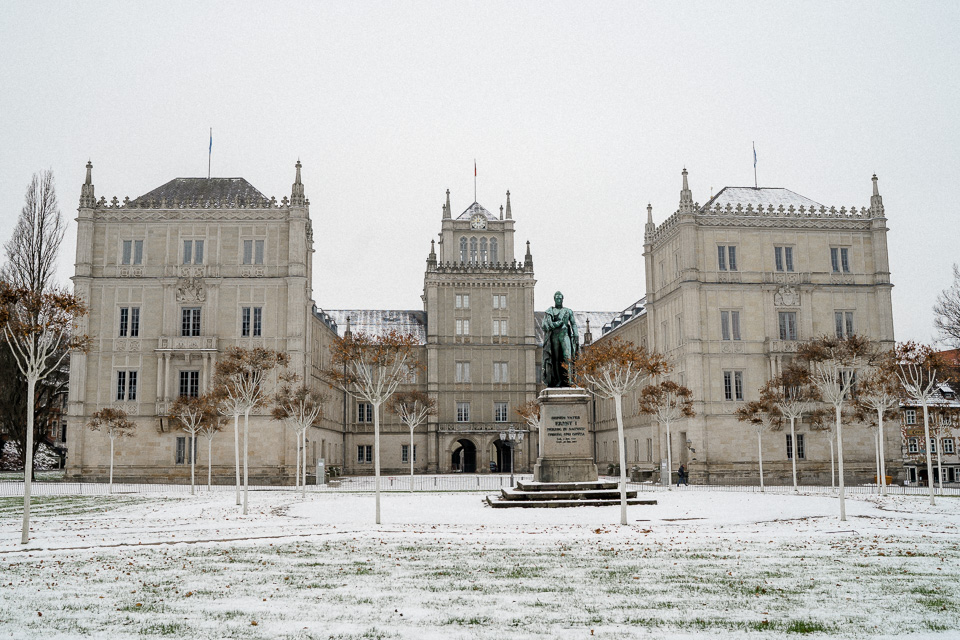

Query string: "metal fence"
[1, 475, 957, 498]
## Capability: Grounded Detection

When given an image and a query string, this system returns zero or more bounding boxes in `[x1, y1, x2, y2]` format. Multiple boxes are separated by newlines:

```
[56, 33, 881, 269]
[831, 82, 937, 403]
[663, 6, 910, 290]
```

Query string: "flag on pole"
[209, 128, 213, 153]
[474, 160, 477, 177]
[753, 142, 757, 168]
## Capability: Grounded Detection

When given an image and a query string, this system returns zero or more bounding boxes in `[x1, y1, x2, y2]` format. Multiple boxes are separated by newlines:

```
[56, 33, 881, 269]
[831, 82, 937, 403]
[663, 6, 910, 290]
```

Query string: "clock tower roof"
[457, 201, 498, 221]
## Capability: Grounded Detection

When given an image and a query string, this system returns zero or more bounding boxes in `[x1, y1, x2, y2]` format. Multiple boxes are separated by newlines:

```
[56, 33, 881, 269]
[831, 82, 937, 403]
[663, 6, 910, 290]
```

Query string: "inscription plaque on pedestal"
[534, 387, 598, 483]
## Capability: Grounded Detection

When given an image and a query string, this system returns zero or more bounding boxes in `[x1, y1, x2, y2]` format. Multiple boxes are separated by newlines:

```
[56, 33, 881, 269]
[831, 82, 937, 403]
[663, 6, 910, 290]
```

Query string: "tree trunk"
[410, 426, 415, 493]
[614, 394, 627, 525]
[836, 404, 846, 521]
[789, 417, 798, 492]
[873, 428, 880, 495]
[877, 408, 887, 497]
[207, 437, 213, 491]
[243, 408, 250, 515]
[374, 401, 382, 525]
[21, 376, 35, 544]
[109, 434, 115, 495]
[190, 436, 195, 496]
[936, 448, 943, 496]
[301, 430, 307, 499]
[233, 413, 241, 506]
[757, 430, 764, 493]
[665, 418, 673, 492]
[830, 437, 835, 490]
[295, 426, 300, 489]
[922, 403, 935, 506]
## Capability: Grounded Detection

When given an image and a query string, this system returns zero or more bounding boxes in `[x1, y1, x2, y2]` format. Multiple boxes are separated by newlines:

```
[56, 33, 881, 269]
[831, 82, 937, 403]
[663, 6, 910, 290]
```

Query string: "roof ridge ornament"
[505, 190, 512, 219]
[443, 189, 451, 219]
[679, 168, 695, 213]
[80, 160, 96, 208]
[290, 160, 305, 206]
[870, 174, 884, 215]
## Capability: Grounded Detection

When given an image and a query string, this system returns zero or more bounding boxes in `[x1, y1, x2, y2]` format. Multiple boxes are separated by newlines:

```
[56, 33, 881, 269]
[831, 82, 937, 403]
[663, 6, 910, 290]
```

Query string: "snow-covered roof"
[323, 310, 427, 344]
[600, 298, 647, 336]
[534, 311, 622, 346]
[457, 202, 498, 220]
[701, 187, 823, 211]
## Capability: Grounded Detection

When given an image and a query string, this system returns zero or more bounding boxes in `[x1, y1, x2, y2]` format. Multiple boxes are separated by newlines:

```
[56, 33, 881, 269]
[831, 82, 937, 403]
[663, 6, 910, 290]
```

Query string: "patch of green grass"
[785, 619, 832, 634]
[140, 622, 189, 635]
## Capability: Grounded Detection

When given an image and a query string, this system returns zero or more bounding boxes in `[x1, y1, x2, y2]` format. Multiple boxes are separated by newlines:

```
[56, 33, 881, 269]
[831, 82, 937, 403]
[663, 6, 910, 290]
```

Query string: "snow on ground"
[0, 487, 957, 639]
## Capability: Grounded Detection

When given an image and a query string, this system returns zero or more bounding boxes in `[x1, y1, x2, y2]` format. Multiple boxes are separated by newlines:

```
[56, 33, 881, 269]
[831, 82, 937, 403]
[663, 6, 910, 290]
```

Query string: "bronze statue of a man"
[541, 291, 579, 387]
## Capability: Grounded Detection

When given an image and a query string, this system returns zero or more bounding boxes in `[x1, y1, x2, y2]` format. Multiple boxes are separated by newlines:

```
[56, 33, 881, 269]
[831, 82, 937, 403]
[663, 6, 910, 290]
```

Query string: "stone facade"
[590, 170, 898, 485]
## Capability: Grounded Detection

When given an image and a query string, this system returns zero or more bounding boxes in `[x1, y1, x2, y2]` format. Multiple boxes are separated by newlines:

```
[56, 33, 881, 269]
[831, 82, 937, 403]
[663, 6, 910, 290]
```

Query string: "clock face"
[471, 214, 487, 230]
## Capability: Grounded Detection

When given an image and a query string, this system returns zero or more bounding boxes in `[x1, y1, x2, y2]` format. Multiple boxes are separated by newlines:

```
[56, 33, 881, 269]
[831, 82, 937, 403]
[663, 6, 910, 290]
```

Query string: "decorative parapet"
[766, 339, 800, 353]
[156, 336, 218, 351]
[648, 201, 882, 245]
[437, 422, 526, 434]
[427, 261, 531, 274]
[93, 194, 297, 210]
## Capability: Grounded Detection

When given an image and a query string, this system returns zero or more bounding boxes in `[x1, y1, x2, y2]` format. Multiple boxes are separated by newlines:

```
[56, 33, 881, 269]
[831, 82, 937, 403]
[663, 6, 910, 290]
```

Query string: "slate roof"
[457, 202, 499, 220]
[323, 310, 428, 344]
[701, 187, 823, 211]
[599, 298, 647, 336]
[132, 178, 267, 206]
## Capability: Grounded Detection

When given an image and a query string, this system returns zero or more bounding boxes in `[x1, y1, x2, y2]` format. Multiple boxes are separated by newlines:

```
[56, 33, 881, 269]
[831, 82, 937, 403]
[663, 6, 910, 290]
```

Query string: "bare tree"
[894, 342, 941, 506]
[213, 347, 289, 514]
[273, 378, 326, 498]
[639, 380, 695, 491]
[798, 336, 874, 521]
[87, 407, 136, 494]
[855, 359, 900, 497]
[387, 391, 436, 492]
[168, 396, 210, 495]
[574, 336, 668, 525]
[761, 364, 818, 492]
[515, 399, 543, 463]
[0, 283, 87, 544]
[320, 330, 421, 524]
[934, 264, 960, 349]
[2, 170, 65, 293]
[735, 400, 779, 492]
[196, 394, 224, 491]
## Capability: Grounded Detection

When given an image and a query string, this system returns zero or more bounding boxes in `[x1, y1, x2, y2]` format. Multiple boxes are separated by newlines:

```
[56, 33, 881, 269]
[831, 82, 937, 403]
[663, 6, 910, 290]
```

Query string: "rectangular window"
[401, 444, 418, 463]
[455, 293, 470, 309]
[720, 311, 742, 342]
[175, 436, 197, 465]
[493, 294, 506, 309]
[493, 361, 508, 383]
[119, 307, 129, 337]
[728, 246, 737, 271]
[241, 306, 263, 337]
[357, 402, 373, 423]
[835, 311, 855, 338]
[778, 311, 798, 341]
[122, 240, 143, 265]
[122, 240, 132, 265]
[243, 240, 253, 265]
[127, 371, 138, 401]
[908, 437, 919, 454]
[774, 246, 795, 272]
[717, 246, 726, 271]
[255, 239, 264, 265]
[723, 370, 744, 401]
[243, 239, 264, 265]
[130, 307, 140, 337]
[357, 445, 372, 463]
[456, 319, 470, 335]
[455, 361, 471, 383]
[676, 314, 682, 346]
[493, 319, 508, 336]
[930, 438, 937, 454]
[456, 402, 470, 423]
[494, 402, 508, 423]
[134, 240, 143, 265]
[944, 438, 955, 455]
[717, 245, 738, 271]
[183, 240, 193, 265]
[119, 307, 142, 337]
[786, 434, 805, 460]
[646, 437, 653, 462]
[116, 371, 126, 401]
[181, 308, 201, 337]
[178, 370, 200, 398]
[660, 320, 668, 351]
[831, 247, 851, 273]
[905, 409, 917, 425]
[194, 240, 204, 264]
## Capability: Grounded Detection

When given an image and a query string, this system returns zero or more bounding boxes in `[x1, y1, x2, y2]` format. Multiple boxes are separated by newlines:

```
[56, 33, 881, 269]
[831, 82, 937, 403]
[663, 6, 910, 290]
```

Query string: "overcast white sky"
[1, 1, 957, 343]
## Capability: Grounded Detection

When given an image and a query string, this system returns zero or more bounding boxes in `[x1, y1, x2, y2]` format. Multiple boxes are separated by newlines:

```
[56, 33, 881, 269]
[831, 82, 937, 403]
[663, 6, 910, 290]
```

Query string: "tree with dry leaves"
[893, 342, 943, 505]
[797, 335, 876, 521]
[320, 329, 421, 524]
[854, 355, 901, 496]
[387, 391, 436, 491]
[573, 336, 668, 525]
[169, 395, 219, 495]
[213, 346, 289, 514]
[1, 282, 87, 544]
[196, 394, 224, 491]
[759, 363, 819, 492]
[87, 407, 136, 494]
[639, 380, 695, 491]
[515, 399, 543, 462]
[273, 377, 326, 498]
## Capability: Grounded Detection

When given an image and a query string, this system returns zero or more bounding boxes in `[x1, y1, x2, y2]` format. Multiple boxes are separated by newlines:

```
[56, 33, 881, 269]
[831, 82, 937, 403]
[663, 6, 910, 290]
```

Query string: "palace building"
[65, 162, 897, 485]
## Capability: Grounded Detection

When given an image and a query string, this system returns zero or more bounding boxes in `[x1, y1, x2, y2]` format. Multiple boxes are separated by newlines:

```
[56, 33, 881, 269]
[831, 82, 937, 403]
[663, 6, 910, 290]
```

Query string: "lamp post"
[500, 426, 525, 487]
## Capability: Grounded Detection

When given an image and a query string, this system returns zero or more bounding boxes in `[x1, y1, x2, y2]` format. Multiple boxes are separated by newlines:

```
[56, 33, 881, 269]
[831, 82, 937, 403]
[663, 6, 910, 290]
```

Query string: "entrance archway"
[452, 439, 477, 473]
[494, 439, 512, 473]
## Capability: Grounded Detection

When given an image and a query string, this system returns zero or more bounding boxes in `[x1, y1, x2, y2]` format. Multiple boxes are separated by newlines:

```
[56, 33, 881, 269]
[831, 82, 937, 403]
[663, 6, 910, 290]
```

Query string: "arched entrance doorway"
[494, 439, 512, 473]
[452, 439, 477, 473]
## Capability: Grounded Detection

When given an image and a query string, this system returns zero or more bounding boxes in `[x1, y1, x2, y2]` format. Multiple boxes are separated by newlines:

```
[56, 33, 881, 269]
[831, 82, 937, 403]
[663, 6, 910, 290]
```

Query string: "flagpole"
[753, 141, 757, 189]
[208, 128, 212, 179]
[474, 159, 477, 202]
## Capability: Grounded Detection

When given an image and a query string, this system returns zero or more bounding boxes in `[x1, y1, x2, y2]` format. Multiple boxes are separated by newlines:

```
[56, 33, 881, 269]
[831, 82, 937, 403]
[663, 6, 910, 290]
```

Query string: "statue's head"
[554, 291, 564, 307]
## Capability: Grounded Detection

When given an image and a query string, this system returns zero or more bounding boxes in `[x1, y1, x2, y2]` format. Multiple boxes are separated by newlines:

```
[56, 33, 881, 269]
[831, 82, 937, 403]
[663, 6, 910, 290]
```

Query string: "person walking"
[677, 464, 687, 487]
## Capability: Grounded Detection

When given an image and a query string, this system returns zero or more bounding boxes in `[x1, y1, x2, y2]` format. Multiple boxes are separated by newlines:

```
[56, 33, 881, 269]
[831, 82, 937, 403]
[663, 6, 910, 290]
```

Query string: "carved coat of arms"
[176, 277, 205, 302]
[774, 285, 800, 307]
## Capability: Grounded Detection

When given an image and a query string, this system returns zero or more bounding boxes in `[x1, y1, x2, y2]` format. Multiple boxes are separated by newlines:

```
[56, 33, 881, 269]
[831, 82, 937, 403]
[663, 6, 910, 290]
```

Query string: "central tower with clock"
[421, 189, 539, 473]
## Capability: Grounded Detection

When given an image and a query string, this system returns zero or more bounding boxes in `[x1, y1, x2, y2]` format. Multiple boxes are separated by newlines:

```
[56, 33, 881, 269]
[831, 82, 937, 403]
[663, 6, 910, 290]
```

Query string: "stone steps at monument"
[485, 495, 658, 509]
[517, 480, 619, 492]
[500, 488, 639, 501]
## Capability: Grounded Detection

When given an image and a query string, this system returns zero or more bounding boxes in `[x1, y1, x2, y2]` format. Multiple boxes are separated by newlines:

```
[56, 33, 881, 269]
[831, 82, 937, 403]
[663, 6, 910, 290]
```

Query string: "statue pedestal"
[534, 387, 598, 483]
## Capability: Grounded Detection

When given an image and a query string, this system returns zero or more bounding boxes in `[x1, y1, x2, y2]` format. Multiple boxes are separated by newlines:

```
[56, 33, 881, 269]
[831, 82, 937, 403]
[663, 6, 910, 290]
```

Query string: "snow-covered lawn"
[0, 488, 957, 639]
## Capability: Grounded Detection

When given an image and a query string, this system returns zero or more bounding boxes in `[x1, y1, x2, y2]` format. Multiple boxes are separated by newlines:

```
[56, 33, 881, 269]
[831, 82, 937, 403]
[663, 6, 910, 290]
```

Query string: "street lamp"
[499, 426, 525, 487]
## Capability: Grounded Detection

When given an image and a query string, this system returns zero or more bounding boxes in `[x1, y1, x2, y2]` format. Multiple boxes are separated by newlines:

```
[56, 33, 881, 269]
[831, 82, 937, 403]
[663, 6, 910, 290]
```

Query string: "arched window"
[470, 237, 478, 263]
[459, 237, 467, 263]
[479, 238, 488, 263]
[489, 238, 498, 263]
